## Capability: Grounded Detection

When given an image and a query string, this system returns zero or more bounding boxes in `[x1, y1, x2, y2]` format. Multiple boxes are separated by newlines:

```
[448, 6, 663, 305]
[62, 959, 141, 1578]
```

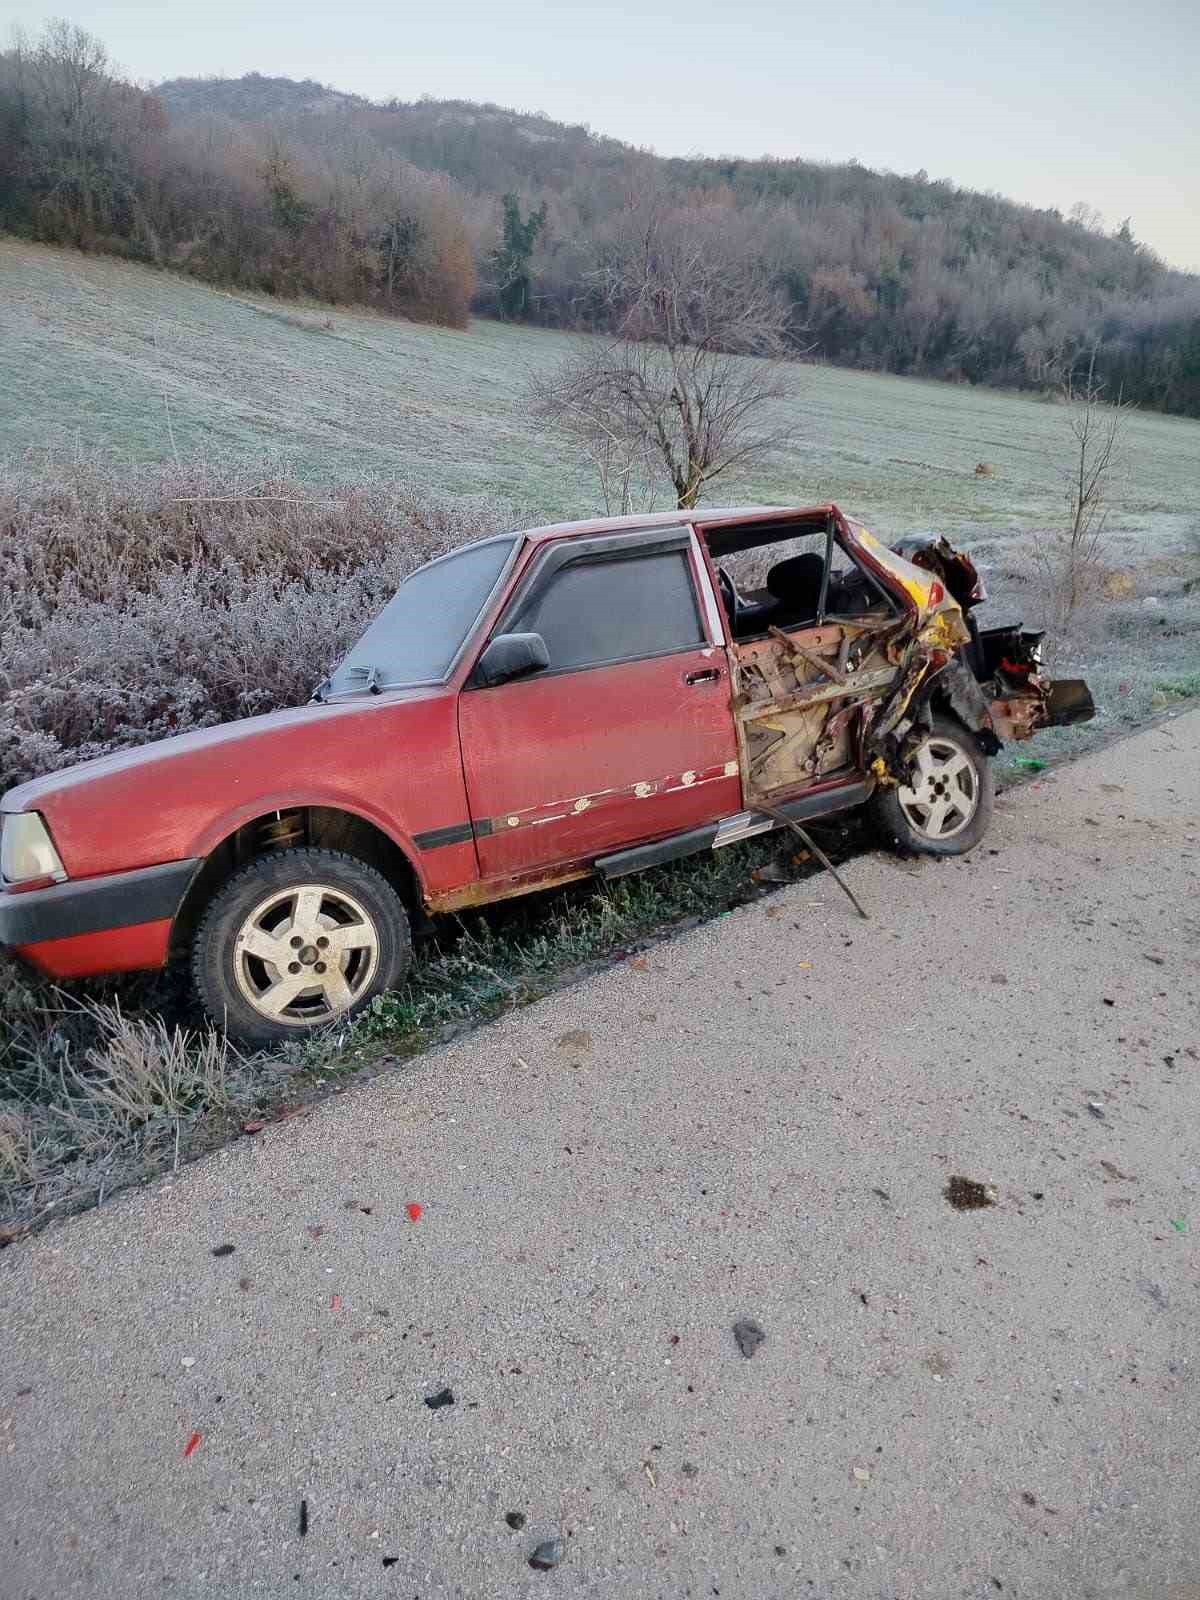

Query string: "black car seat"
[765, 553, 826, 626]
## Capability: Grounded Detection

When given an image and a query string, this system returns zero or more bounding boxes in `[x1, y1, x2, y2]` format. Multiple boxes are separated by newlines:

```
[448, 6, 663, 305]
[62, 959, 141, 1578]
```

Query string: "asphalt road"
[2, 712, 1199, 1600]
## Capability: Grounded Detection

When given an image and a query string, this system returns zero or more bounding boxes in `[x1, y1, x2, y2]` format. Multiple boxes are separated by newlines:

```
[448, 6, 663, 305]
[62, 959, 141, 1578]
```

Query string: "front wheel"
[871, 714, 994, 856]
[192, 847, 412, 1043]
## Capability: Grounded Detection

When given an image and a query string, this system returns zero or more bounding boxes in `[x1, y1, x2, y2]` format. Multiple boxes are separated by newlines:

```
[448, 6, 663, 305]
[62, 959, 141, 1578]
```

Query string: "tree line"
[0, 23, 476, 325]
[4, 23, 1199, 417]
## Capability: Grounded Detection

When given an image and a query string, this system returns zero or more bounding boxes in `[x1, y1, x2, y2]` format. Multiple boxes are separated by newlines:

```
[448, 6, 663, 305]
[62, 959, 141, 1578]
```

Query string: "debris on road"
[505, 1511, 527, 1531]
[406, 1202, 423, 1223]
[944, 1176, 997, 1210]
[211, 1243, 235, 1257]
[556, 1028, 592, 1050]
[382, 1556, 399, 1568]
[305, 1225, 324, 1240]
[1014, 757, 1047, 772]
[181, 1356, 196, 1369]
[424, 1387, 455, 1410]
[330, 1294, 342, 1312]
[1170, 1218, 1187, 1233]
[182, 1431, 201, 1458]
[1100, 1160, 1135, 1182]
[733, 1318, 766, 1358]
[1087, 1100, 1106, 1120]
[299, 1499, 308, 1537]
[529, 1538, 566, 1571]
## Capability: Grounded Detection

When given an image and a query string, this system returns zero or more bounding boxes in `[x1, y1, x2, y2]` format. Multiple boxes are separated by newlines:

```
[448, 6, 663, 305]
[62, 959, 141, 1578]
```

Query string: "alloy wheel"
[897, 734, 980, 842]
[232, 882, 380, 1027]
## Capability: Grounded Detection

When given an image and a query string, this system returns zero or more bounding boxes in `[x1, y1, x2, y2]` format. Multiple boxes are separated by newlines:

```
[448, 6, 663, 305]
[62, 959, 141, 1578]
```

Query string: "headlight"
[0, 812, 67, 885]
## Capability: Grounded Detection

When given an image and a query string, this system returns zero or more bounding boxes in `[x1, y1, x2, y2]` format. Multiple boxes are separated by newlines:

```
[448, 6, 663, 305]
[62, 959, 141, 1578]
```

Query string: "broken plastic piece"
[733, 1318, 766, 1358]
[406, 1202, 423, 1223]
[424, 1387, 455, 1410]
[944, 1176, 997, 1210]
[182, 1431, 202, 1458]
[529, 1539, 565, 1570]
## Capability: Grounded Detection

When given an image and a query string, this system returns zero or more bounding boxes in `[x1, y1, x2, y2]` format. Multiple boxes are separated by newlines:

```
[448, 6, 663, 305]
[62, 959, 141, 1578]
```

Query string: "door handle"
[685, 667, 722, 685]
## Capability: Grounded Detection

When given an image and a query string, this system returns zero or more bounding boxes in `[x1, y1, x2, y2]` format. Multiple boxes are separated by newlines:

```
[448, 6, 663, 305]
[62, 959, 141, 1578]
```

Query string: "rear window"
[327, 535, 517, 693]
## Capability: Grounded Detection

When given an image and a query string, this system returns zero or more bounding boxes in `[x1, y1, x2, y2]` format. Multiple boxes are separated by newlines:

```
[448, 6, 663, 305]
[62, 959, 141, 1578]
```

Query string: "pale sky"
[12, 0, 1200, 270]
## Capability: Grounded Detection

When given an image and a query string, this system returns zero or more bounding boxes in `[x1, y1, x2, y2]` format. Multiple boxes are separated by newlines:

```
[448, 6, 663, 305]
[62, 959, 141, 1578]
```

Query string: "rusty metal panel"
[732, 619, 902, 800]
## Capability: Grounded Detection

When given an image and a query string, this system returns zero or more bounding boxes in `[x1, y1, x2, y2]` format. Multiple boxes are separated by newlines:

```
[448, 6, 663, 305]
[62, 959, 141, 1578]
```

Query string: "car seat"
[765, 553, 826, 626]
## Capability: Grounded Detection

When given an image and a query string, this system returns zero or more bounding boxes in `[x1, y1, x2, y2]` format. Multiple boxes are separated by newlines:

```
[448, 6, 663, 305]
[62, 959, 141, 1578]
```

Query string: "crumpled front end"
[849, 528, 1094, 781]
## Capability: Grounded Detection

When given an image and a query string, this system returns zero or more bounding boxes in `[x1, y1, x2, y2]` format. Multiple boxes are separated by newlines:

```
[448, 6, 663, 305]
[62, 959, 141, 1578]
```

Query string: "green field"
[6, 236, 1198, 547]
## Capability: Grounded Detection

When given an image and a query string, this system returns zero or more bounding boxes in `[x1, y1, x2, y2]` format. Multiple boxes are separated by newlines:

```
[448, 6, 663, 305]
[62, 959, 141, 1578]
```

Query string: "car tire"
[871, 713, 995, 857]
[192, 847, 412, 1044]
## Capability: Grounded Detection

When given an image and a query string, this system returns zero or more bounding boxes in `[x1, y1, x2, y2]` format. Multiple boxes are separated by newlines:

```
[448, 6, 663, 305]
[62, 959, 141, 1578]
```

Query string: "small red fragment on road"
[330, 1294, 343, 1312]
[629, 957, 649, 971]
[183, 1431, 202, 1458]
[406, 1203, 423, 1223]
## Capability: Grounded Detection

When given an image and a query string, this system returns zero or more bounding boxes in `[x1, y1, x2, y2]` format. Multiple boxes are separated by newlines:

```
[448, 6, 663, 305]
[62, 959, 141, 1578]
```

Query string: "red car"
[0, 505, 1091, 1041]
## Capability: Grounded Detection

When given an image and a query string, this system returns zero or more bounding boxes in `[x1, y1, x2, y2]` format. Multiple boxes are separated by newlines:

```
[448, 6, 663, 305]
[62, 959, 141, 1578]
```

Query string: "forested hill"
[2, 24, 1197, 415]
[153, 75, 1200, 418]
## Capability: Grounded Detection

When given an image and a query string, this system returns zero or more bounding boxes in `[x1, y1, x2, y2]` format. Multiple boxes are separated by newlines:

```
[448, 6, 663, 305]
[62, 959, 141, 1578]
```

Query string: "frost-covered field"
[5, 235, 1198, 533]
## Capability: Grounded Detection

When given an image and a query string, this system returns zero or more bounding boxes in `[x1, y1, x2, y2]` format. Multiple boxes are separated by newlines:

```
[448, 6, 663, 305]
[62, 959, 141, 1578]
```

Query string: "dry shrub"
[0, 462, 516, 793]
[0, 1109, 43, 1187]
[1100, 569, 1136, 600]
[61, 998, 235, 1138]
[0, 986, 263, 1229]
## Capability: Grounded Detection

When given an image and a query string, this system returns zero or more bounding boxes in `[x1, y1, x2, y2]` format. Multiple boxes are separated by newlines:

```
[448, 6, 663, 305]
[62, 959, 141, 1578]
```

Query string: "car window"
[507, 550, 704, 671]
[326, 534, 517, 693]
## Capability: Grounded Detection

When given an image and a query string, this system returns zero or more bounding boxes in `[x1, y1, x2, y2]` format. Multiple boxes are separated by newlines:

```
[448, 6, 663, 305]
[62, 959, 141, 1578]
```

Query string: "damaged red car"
[0, 505, 1092, 1041]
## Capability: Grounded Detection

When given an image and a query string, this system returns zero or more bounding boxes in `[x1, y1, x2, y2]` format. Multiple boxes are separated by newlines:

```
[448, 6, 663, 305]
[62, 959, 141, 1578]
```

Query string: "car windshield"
[324, 534, 518, 695]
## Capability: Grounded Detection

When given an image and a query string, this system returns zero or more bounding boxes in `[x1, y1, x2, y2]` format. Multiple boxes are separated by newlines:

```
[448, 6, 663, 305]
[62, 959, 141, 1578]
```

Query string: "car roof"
[520, 505, 839, 545]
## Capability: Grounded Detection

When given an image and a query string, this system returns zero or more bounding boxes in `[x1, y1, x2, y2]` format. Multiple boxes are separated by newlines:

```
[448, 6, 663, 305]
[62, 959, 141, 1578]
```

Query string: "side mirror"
[473, 631, 550, 688]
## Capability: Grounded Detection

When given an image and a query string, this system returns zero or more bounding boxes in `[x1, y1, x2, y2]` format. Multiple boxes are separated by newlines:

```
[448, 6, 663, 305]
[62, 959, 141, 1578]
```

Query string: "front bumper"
[0, 858, 199, 961]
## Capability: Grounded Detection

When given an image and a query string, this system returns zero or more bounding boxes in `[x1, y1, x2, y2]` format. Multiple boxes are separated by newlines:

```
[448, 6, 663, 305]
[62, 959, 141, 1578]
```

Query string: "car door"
[458, 527, 742, 880]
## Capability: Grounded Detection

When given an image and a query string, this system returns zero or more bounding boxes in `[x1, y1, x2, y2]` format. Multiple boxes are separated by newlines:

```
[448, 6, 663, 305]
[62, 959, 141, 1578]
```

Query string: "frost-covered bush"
[0, 463, 518, 792]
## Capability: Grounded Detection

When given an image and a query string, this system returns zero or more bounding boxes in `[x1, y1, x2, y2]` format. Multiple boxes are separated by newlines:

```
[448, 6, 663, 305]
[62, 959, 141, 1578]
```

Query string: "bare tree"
[1036, 349, 1134, 638]
[530, 206, 799, 510]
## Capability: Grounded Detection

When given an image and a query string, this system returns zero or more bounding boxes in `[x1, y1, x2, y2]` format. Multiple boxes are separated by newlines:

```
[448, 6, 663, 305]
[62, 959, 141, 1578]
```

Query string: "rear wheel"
[192, 847, 412, 1043]
[872, 714, 994, 856]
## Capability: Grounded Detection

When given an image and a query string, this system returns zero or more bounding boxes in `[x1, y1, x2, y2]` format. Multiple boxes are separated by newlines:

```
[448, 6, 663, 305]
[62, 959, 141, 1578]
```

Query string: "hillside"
[3, 23, 1199, 414]
[147, 75, 1200, 420]
[5, 236, 1198, 540]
